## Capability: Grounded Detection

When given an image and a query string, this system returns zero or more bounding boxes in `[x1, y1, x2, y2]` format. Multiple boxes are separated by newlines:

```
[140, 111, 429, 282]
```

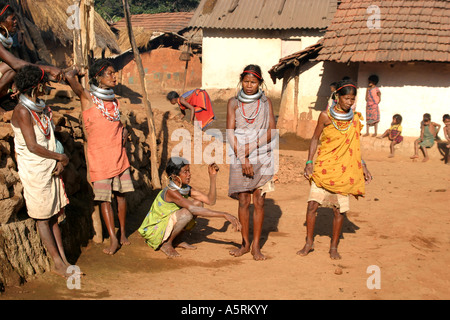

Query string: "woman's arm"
[303, 111, 327, 180]
[190, 163, 219, 205]
[65, 68, 92, 111]
[361, 159, 373, 184]
[248, 97, 277, 155]
[0, 45, 63, 82]
[166, 189, 241, 231]
[13, 106, 69, 165]
[226, 97, 254, 177]
[226, 97, 241, 158]
[0, 44, 28, 71]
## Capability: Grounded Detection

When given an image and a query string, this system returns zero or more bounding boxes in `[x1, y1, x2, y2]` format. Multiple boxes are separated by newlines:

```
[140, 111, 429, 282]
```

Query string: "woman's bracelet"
[306, 160, 313, 165]
[361, 159, 366, 166]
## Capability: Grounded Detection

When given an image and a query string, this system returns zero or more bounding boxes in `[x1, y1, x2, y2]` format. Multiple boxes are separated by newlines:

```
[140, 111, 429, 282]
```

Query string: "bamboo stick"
[76, 0, 103, 243]
[122, 0, 161, 189]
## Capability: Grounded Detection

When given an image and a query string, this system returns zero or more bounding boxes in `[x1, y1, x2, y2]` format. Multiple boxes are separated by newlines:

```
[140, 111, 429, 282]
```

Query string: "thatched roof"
[116, 27, 188, 53]
[117, 27, 154, 52]
[18, 0, 120, 55]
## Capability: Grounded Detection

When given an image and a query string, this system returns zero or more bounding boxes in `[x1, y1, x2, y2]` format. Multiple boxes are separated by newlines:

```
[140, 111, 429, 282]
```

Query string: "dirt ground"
[1, 94, 449, 301]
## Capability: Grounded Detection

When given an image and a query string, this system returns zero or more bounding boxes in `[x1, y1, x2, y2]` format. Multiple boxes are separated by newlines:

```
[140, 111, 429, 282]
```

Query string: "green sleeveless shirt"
[138, 188, 190, 250]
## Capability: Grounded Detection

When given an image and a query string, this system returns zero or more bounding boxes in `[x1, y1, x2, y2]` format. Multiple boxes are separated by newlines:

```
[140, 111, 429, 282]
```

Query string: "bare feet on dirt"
[160, 242, 181, 258]
[296, 242, 314, 256]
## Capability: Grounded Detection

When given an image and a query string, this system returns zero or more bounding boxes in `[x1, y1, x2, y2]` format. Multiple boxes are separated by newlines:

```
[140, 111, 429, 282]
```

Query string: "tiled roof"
[188, 0, 337, 30]
[268, 41, 323, 83]
[113, 12, 194, 34]
[317, 0, 450, 63]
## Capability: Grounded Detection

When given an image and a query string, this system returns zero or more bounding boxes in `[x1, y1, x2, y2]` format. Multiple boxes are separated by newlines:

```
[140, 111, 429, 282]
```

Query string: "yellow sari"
[311, 110, 365, 198]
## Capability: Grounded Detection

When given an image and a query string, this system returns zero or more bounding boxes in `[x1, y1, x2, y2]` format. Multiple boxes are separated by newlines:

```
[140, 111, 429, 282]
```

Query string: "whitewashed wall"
[356, 62, 450, 137]
[277, 61, 359, 137]
[201, 29, 322, 97]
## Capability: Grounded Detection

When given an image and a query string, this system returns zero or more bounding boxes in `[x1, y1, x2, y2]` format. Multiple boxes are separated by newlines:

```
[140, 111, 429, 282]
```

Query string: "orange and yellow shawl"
[311, 110, 365, 198]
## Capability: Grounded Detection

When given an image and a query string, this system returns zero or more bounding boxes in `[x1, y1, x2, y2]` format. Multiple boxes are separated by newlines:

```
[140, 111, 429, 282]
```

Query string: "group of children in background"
[329, 75, 449, 164]
[378, 113, 449, 164]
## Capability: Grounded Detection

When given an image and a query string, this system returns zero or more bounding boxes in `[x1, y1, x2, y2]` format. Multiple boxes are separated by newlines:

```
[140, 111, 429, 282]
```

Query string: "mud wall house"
[269, 40, 360, 137]
[274, 0, 450, 139]
[187, 0, 338, 99]
[15, 0, 120, 67]
[111, 12, 202, 96]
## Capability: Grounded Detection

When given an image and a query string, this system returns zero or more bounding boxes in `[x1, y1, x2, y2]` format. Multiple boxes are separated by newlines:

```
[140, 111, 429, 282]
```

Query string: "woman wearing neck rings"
[139, 157, 241, 258]
[0, 1, 64, 113]
[226, 65, 277, 261]
[65, 60, 134, 255]
[298, 80, 372, 260]
[10, 65, 71, 278]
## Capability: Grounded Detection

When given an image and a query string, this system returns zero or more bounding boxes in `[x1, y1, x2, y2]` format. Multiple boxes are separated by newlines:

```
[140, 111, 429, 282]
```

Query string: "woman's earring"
[235, 82, 242, 97]
[171, 175, 182, 186]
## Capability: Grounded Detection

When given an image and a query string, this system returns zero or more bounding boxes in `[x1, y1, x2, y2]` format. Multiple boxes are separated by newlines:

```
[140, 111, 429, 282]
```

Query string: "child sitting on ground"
[437, 114, 450, 165]
[411, 113, 441, 162]
[377, 114, 403, 158]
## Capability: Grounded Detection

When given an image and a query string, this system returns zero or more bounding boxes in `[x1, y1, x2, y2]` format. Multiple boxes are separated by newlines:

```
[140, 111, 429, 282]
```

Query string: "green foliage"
[94, 0, 200, 22]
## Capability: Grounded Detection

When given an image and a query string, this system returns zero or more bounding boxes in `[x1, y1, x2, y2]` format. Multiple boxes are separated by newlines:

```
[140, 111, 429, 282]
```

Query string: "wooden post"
[75, 0, 103, 243]
[122, 0, 161, 189]
[180, 43, 192, 94]
[278, 0, 287, 14]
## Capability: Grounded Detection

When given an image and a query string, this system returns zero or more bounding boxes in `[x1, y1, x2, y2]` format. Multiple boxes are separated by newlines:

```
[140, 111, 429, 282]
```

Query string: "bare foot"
[388, 154, 394, 158]
[177, 242, 197, 250]
[51, 263, 71, 279]
[251, 247, 266, 261]
[329, 247, 341, 260]
[363, 133, 370, 137]
[422, 157, 429, 162]
[160, 242, 181, 258]
[229, 245, 250, 257]
[410, 155, 419, 159]
[371, 134, 377, 137]
[103, 238, 120, 255]
[120, 235, 131, 246]
[296, 242, 314, 256]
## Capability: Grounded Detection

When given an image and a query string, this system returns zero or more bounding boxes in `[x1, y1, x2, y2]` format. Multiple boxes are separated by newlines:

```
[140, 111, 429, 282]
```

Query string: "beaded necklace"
[90, 93, 120, 122]
[238, 99, 261, 124]
[328, 106, 353, 132]
[19, 94, 53, 139]
[30, 108, 52, 139]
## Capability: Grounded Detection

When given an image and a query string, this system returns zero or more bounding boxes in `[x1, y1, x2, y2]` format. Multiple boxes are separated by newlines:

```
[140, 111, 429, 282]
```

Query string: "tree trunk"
[122, 0, 161, 189]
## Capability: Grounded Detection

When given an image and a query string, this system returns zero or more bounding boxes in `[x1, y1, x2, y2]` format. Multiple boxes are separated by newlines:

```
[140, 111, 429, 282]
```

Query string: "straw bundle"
[18, 0, 120, 54]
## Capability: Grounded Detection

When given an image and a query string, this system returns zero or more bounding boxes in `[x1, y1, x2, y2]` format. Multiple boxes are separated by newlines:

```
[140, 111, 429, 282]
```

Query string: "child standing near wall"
[364, 75, 381, 137]
[377, 114, 403, 158]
